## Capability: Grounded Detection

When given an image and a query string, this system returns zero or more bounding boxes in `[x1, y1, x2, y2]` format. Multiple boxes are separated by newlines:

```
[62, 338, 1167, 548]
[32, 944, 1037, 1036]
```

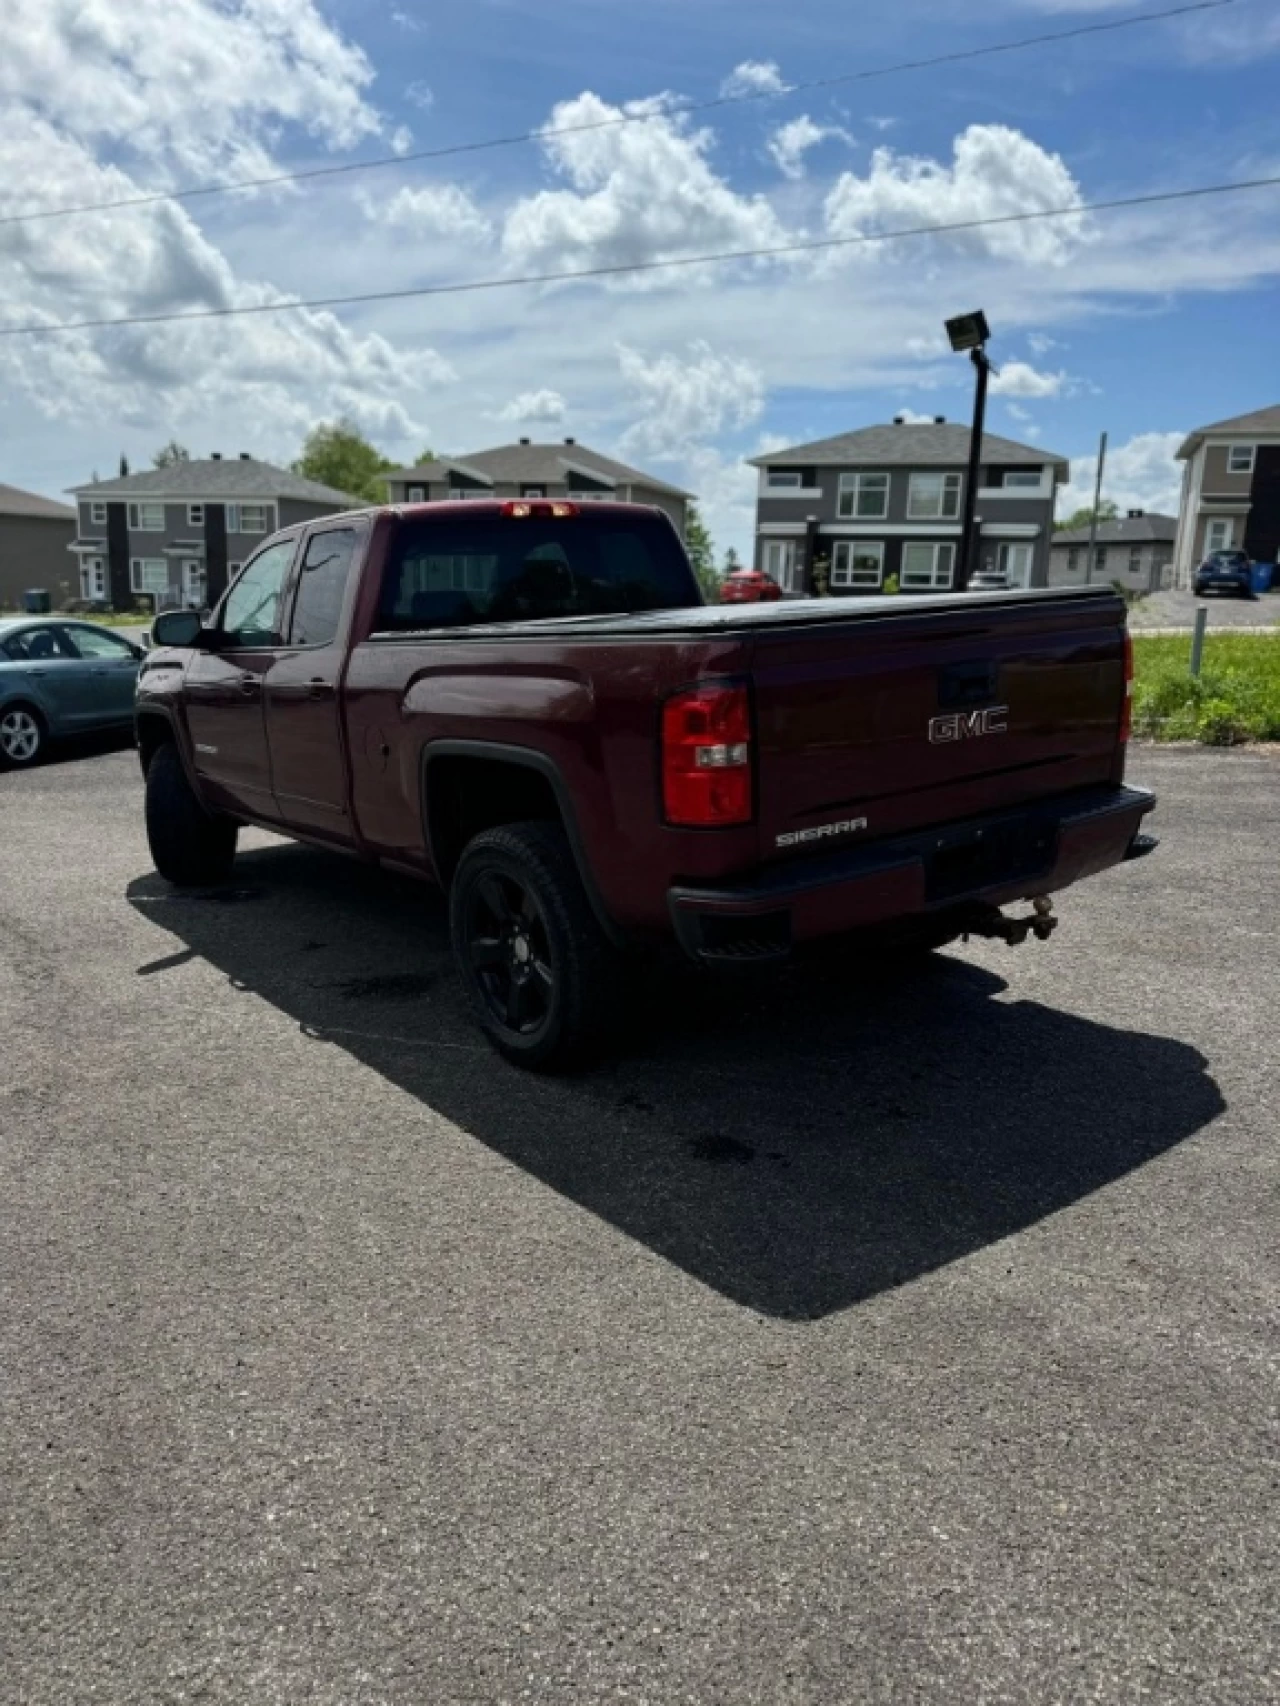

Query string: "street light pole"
[957, 345, 990, 591]
[1084, 430, 1108, 585]
[945, 310, 992, 593]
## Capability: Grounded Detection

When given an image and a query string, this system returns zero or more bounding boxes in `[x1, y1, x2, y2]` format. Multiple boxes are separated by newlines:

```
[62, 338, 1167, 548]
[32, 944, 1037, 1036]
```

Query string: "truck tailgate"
[752, 591, 1126, 860]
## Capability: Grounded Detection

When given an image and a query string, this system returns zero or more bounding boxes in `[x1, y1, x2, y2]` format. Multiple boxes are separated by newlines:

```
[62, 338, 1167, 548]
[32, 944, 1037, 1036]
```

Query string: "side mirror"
[151, 610, 205, 648]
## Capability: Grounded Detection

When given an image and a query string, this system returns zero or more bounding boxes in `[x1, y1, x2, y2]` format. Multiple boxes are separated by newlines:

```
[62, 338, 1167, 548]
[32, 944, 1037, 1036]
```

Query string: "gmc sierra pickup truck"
[137, 498, 1156, 1068]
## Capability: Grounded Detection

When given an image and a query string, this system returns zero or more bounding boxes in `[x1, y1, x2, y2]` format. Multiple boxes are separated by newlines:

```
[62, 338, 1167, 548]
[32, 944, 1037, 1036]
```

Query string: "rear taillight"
[1120, 630, 1134, 743]
[500, 500, 579, 519]
[662, 682, 753, 827]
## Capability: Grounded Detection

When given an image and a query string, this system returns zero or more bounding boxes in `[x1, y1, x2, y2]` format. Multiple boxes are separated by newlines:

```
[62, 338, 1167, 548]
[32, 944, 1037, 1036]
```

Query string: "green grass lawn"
[1133, 631, 1280, 744]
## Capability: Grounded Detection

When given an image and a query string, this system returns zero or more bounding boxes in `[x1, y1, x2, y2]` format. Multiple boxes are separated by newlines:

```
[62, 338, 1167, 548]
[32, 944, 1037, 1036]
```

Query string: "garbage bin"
[1251, 562, 1273, 595]
[22, 588, 52, 614]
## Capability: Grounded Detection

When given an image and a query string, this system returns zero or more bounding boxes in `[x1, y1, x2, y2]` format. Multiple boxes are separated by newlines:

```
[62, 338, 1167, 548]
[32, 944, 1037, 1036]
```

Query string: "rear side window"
[377, 516, 699, 631]
[2, 626, 77, 661]
[290, 527, 358, 647]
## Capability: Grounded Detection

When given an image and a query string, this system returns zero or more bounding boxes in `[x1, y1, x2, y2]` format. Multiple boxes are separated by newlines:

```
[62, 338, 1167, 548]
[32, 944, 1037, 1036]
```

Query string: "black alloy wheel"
[464, 870, 556, 1038]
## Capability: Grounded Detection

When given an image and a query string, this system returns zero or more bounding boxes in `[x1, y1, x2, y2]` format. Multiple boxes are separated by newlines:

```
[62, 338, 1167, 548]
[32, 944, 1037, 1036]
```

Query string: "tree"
[152, 439, 190, 468]
[293, 418, 397, 504]
[409, 446, 436, 468]
[684, 504, 720, 600]
[1058, 498, 1118, 532]
[119, 453, 130, 477]
[723, 546, 741, 573]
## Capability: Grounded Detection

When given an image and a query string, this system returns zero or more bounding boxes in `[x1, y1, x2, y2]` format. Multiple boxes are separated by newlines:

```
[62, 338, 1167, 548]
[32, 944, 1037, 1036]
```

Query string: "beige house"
[384, 439, 692, 538]
[1172, 404, 1280, 586]
[1048, 511, 1176, 593]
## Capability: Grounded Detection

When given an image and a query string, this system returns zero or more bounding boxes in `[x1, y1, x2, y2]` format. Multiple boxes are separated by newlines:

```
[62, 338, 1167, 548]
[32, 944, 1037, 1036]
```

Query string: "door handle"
[238, 674, 261, 696]
[306, 679, 335, 700]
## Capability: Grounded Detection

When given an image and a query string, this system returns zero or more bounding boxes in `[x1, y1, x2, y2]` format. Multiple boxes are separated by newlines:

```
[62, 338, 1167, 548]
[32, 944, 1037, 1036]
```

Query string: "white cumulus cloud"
[1056, 432, 1186, 521]
[720, 61, 788, 98]
[990, 360, 1069, 398]
[893, 407, 940, 425]
[363, 183, 492, 240]
[767, 115, 853, 180]
[497, 389, 566, 424]
[824, 124, 1089, 266]
[502, 92, 789, 280]
[617, 341, 765, 459]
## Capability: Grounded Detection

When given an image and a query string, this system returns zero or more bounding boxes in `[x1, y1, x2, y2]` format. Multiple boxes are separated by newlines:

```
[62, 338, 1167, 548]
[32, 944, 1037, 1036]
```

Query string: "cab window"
[220, 540, 297, 647]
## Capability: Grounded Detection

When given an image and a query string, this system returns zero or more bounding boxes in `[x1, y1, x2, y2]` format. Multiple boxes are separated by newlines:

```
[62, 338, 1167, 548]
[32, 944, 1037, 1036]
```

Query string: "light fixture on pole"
[946, 310, 992, 592]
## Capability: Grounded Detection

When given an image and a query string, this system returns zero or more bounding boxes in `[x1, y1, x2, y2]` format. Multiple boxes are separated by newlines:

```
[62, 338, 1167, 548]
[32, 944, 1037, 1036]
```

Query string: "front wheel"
[145, 741, 239, 885]
[449, 820, 622, 1070]
[0, 704, 46, 768]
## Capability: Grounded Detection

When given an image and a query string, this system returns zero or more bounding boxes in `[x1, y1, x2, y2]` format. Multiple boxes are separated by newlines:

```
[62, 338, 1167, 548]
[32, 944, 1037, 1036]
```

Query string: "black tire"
[450, 820, 622, 1071]
[144, 741, 238, 885]
[0, 703, 46, 769]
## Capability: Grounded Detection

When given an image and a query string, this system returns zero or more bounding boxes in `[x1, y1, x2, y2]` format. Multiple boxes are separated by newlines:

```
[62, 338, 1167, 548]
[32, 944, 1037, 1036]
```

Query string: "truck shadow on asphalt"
[127, 845, 1224, 1321]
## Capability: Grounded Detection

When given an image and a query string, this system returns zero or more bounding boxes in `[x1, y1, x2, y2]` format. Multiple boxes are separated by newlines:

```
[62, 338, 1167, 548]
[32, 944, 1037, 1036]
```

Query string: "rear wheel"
[145, 741, 238, 885]
[450, 820, 622, 1070]
[0, 704, 46, 768]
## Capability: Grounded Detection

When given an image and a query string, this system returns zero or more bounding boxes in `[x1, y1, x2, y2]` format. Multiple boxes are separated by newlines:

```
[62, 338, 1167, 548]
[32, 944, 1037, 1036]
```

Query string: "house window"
[836, 473, 890, 520]
[762, 539, 799, 592]
[901, 542, 955, 590]
[1067, 547, 1080, 574]
[521, 487, 546, 498]
[831, 541, 885, 589]
[128, 502, 165, 531]
[765, 470, 804, 489]
[228, 502, 271, 534]
[89, 501, 107, 525]
[907, 472, 962, 520]
[1205, 519, 1234, 553]
[1227, 445, 1255, 474]
[448, 487, 489, 501]
[1128, 547, 1143, 576]
[187, 503, 205, 527]
[1002, 470, 1043, 489]
[130, 557, 169, 595]
[407, 485, 425, 502]
[1094, 546, 1108, 573]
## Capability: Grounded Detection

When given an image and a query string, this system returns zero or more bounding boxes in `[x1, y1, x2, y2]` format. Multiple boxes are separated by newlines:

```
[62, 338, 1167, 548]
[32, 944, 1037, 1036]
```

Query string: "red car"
[720, 567, 783, 603]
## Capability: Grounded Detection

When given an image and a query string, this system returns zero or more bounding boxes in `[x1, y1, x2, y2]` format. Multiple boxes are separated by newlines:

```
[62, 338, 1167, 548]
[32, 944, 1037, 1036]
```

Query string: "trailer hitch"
[960, 895, 1057, 947]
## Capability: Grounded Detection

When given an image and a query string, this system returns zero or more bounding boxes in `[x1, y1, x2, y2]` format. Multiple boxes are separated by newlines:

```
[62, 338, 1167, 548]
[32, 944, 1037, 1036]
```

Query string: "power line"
[0, 0, 1244, 230]
[3, 172, 1276, 339]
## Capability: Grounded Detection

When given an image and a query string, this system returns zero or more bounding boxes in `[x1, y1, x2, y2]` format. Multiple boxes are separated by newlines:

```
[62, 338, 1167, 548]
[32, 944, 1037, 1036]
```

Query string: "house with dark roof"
[748, 416, 1069, 595]
[1171, 404, 1280, 587]
[384, 439, 693, 539]
[69, 455, 363, 611]
[1049, 511, 1177, 593]
[0, 482, 77, 611]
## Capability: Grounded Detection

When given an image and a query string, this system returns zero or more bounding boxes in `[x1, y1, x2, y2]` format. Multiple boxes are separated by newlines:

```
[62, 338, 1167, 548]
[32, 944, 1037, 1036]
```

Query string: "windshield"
[377, 514, 701, 631]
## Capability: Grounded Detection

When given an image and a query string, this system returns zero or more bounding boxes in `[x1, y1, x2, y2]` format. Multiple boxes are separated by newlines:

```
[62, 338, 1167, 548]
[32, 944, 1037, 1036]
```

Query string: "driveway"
[1129, 587, 1279, 630]
[1, 746, 1276, 1703]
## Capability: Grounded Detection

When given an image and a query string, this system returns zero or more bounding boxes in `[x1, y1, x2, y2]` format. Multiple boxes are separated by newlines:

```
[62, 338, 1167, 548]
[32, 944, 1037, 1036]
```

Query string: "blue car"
[0, 617, 145, 768]
[1194, 550, 1255, 599]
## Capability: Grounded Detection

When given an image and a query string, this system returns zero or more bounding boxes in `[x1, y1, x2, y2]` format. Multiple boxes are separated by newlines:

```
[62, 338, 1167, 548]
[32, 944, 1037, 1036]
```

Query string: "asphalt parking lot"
[2, 742, 1277, 1704]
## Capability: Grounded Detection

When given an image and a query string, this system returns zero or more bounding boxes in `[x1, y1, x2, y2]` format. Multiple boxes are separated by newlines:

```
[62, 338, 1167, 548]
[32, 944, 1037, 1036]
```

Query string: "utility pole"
[1085, 430, 1108, 584]
[945, 311, 992, 592]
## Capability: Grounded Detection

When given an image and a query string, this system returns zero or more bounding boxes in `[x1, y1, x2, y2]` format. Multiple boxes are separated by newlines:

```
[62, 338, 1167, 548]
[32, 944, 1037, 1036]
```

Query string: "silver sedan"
[0, 618, 145, 768]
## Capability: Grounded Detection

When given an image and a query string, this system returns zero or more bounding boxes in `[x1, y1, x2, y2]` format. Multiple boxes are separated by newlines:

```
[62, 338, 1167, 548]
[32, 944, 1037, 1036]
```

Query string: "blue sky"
[3, 0, 1279, 555]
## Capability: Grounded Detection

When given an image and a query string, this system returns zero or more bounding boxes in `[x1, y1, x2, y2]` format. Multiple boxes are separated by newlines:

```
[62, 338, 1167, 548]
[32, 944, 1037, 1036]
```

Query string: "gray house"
[385, 439, 692, 538]
[69, 456, 363, 612]
[748, 418, 1068, 595]
[0, 483, 77, 610]
[1049, 511, 1176, 593]
[1171, 403, 1280, 587]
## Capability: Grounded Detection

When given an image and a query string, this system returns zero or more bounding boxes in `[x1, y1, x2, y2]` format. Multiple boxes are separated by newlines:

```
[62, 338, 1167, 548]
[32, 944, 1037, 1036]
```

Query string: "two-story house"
[1048, 511, 1176, 593]
[748, 418, 1068, 595]
[384, 439, 692, 537]
[1171, 404, 1280, 586]
[68, 456, 363, 612]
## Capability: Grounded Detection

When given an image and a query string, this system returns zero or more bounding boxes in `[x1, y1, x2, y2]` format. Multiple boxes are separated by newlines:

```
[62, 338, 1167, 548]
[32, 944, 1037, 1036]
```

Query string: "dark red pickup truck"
[137, 498, 1155, 1067]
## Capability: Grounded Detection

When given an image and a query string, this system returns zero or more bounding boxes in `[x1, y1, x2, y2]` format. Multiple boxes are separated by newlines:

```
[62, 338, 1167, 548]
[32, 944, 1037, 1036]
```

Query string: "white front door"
[80, 556, 106, 600]
[1205, 519, 1235, 554]
[998, 543, 1035, 587]
[762, 539, 799, 592]
[182, 560, 207, 609]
